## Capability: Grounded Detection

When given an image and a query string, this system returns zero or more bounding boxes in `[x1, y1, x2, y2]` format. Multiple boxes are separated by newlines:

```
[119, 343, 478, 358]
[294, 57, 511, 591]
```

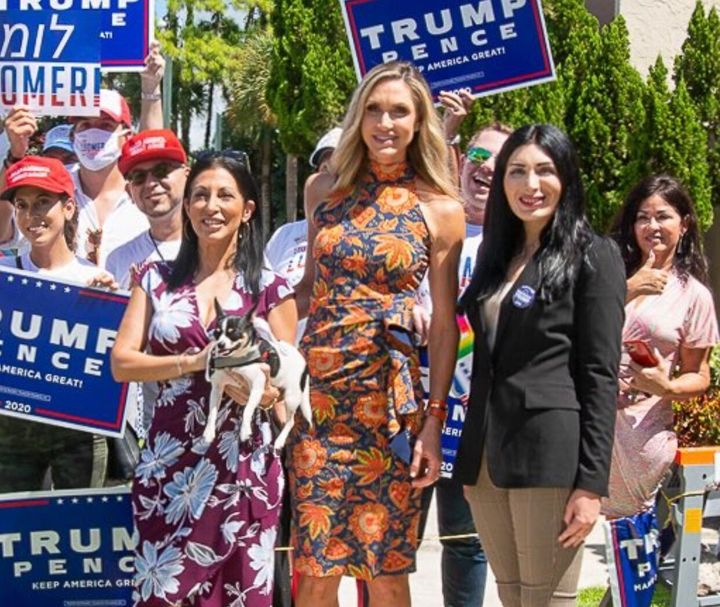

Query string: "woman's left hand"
[410, 416, 442, 488]
[224, 365, 284, 421]
[628, 350, 672, 397]
[557, 488, 601, 548]
[88, 271, 119, 291]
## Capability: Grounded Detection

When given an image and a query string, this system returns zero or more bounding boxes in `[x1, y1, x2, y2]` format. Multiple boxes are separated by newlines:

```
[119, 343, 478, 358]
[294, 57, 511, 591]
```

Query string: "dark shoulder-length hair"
[168, 154, 264, 298]
[459, 124, 593, 310]
[610, 174, 709, 285]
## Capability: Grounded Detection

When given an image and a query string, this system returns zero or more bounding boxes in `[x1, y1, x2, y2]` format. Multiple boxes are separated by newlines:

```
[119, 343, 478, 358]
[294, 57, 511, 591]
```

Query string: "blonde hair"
[331, 61, 457, 198]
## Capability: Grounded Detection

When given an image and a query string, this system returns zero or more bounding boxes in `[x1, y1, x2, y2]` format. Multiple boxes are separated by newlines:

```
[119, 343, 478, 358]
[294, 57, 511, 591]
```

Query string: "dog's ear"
[214, 298, 224, 320]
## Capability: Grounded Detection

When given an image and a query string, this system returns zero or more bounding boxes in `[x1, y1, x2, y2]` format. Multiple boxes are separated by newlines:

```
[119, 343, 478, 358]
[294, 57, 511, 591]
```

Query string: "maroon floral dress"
[131, 262, 292, 607]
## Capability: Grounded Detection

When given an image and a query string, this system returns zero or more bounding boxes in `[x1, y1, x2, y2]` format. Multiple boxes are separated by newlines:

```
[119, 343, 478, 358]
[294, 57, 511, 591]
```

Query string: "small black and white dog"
[203, 299, 312, 451]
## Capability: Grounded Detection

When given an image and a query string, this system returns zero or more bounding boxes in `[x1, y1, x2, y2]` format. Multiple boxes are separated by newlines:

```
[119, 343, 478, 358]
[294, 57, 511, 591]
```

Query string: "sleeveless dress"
[130, 262, 292, 607]
[602, 271, 718, 517]
[289, 161, 431, 580]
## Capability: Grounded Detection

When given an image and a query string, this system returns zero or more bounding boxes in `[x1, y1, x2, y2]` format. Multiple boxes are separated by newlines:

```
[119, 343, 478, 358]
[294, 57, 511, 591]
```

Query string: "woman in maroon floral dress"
[112, 153, 297, 607]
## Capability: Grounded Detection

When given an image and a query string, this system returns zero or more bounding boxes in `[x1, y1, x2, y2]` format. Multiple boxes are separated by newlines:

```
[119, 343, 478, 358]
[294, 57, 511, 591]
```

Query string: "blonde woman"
[290, 61, 465, 606]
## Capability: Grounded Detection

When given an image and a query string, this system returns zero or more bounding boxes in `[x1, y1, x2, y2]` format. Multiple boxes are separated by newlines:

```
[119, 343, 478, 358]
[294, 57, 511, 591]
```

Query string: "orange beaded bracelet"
[426, 398, 448, 424]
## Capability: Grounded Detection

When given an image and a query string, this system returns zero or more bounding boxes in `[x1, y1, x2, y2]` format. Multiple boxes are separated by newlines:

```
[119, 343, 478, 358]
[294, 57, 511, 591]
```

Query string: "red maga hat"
[1, 156, 74, 201]
[119, 129, 187, 176]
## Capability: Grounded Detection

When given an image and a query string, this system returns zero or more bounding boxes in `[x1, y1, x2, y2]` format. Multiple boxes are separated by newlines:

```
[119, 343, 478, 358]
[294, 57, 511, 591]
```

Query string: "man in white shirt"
[106, 129, 188, 290]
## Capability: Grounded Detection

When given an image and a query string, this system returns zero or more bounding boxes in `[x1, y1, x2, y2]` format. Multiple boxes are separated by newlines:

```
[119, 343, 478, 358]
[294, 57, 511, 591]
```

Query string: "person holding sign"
[603, 175, 719, 519]
[111, 151, 296, 607]
[0, 156, 117, 492]
[290, 61, 464, 606]
[455, 124, 626, 606]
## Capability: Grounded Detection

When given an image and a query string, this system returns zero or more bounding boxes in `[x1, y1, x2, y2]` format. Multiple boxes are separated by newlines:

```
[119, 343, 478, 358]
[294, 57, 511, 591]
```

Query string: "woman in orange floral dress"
[290, 61, 465, 607]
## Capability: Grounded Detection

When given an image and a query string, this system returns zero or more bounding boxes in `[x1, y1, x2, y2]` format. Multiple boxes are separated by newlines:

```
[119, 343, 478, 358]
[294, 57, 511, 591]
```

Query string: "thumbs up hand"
[626, 250, 669, 302]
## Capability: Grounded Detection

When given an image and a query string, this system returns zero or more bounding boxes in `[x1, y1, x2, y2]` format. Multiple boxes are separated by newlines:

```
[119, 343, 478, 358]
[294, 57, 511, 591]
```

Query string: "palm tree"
[226, 29, 278, 239]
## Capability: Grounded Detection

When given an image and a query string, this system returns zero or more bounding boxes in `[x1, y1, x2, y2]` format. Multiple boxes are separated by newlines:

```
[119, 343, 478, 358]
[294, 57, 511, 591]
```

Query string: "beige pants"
[464, 459, 584, 607]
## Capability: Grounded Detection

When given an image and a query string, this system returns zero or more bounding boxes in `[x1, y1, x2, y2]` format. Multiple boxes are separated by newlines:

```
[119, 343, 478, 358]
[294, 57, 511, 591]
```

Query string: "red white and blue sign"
[604, 508, 660, 607]
[0, 267, 130, 438]
[419, 344, 470, 478]
[0, 0, 152, 115]
[339, 0, 555, 99]
[0, 487, 135, 607]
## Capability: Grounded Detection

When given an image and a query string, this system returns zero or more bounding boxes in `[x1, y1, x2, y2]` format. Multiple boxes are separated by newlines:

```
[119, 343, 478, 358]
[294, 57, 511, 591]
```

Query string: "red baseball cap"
[119, 129, 187, 175]
[99, 89, 132, 127]
[1, 156, 75, 201]
[70, 89, 132, 128]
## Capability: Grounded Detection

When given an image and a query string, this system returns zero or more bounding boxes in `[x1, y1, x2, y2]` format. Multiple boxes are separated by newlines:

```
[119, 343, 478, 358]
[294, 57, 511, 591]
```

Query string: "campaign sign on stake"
[0, 487, 135, 606]
[340, 0, 555, 99]
[604, 509, 660, 607]
[0, 267, 130, 437]
[0, 8, 101, 116]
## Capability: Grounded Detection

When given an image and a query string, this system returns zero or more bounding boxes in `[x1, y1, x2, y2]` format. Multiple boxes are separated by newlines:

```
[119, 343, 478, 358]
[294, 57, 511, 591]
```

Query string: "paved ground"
[336, 496, 610, 606]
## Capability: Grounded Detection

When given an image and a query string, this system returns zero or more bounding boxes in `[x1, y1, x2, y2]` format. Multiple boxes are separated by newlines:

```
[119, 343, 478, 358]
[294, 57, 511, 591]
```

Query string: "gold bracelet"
[175, 355, 183, 377]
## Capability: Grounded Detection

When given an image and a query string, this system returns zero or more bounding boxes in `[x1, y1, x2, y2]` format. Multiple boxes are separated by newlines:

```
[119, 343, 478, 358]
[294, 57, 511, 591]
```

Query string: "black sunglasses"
[127, 162, 182, 186]
[193, 149, 251, 171]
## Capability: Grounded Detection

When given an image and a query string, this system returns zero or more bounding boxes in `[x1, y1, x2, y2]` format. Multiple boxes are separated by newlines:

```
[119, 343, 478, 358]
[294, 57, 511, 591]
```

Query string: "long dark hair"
[611, 174, 709, 285]
[168, 154, 264, 298]
[460, 124, 593, 309]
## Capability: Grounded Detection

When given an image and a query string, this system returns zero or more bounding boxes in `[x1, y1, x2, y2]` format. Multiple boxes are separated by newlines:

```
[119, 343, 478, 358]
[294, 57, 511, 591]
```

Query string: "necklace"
[148, 231, 167, 263]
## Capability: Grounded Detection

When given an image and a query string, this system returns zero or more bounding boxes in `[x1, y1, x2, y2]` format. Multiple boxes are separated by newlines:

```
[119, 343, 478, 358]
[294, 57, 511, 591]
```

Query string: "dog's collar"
[209, 345, 264, 373]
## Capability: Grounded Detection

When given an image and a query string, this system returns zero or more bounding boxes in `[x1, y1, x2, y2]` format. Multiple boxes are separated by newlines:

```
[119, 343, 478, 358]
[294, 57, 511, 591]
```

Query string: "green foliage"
[567, 16, 646, 230]
[460, 0, 717, 233]
[268, 0, 357, 156]
[153, 0, 269, 147]
[674, 2, 720, 208]
[578, 584, 671, 606]
[641, 57, 713, 230]
[226, 28, 276, 139]
[674, 347, 720, 448]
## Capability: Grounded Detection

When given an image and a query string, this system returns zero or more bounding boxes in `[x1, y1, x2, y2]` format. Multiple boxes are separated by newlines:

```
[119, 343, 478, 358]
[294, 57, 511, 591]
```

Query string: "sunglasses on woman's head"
[126, 162, 182, 186]
[194, 149, 251, 171]
[466, 147, 494, 165]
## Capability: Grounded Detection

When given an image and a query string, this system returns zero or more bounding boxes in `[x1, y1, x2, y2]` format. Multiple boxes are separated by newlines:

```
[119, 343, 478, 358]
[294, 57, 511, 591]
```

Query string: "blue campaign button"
[512, 285, 536, 309]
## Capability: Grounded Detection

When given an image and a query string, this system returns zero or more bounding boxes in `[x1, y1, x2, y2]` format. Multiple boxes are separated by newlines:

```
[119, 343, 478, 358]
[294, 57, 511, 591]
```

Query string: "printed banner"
[419, 313, 474, 478]
[0, 487, 135, 607]
[340, 0, 555, 99]
[0, 9, 101, 116]
[0, 0, 153, 114]
[604, 508, 660, 607]
[0, 267, 130, 437]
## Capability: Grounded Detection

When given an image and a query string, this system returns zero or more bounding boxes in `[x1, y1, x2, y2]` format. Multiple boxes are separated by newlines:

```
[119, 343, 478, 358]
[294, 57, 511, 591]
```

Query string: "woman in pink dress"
[603, 174, 719, 518]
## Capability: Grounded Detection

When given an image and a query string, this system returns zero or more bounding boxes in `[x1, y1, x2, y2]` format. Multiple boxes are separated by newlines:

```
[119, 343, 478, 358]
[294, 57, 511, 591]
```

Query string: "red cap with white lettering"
[1, 156, 74, 201]
[119, 129, 187, 175]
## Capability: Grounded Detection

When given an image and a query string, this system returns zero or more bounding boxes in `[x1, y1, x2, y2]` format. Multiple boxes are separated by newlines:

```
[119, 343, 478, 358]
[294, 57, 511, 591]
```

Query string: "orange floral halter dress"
[288, 161, 431, 580]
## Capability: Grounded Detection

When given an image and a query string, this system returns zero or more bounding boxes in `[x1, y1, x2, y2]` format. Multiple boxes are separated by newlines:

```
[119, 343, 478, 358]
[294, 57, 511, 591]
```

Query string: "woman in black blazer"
[455, 124, 626, 606]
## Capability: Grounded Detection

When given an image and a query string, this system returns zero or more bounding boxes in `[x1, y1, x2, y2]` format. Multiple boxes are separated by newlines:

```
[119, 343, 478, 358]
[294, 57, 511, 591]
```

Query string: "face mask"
[73, 128, 122, 171]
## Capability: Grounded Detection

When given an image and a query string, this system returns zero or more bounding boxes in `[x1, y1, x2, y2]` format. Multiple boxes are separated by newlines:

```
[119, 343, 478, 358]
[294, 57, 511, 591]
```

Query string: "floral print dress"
[131, 262, 292, 607]
[289, 162, 431, 580]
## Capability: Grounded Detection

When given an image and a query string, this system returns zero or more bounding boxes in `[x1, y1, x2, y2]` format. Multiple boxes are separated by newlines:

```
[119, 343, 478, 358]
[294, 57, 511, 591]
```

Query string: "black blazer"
[454, 234, 626, 497]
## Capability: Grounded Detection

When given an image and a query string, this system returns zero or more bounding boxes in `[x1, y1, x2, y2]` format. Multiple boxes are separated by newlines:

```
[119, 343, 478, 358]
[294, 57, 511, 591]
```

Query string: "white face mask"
[73, 128, 122, 171]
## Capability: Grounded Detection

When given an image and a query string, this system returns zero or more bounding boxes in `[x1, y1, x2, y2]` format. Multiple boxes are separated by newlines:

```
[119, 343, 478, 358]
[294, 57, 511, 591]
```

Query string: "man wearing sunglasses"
[106, 129, 189, 290]
[415, 101, 512, 607]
